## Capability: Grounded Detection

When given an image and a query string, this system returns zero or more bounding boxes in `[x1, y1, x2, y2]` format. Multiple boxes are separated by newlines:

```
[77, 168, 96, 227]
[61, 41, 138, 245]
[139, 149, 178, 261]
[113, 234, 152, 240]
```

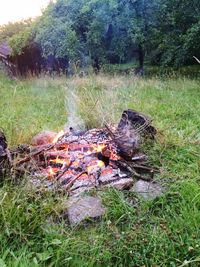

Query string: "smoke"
[64, 81, 85, 131]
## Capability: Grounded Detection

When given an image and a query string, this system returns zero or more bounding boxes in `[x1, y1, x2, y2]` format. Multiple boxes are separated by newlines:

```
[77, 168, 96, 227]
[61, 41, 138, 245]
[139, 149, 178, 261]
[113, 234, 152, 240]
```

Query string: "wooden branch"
[132, 155, 146, 161]
[14, 135, 77, 167]
[105, 123, 116, 139]
[15, 143, 55, 166]
[55, 160, 73, 181]
[112, 160, 152, 181]
[65, 171, 88, 191]
[132, 164, 156, 172]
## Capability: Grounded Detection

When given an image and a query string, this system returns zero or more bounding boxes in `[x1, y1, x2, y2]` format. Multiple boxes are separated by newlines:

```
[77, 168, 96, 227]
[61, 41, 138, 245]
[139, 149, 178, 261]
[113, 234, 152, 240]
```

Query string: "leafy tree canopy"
[1, 0, 200, 68]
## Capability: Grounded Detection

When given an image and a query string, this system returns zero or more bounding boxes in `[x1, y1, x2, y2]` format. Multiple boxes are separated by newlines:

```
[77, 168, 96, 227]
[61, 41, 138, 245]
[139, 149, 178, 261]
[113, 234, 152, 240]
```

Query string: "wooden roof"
[0, 43, 11, 59]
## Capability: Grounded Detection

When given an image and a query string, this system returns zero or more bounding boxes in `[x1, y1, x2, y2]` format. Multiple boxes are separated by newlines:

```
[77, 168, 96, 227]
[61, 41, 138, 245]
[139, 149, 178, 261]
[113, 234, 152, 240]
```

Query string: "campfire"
[0, 110, 157, 196]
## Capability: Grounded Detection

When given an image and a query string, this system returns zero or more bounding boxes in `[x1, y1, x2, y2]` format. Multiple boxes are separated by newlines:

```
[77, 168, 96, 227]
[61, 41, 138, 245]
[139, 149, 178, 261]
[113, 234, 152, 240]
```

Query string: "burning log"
[105, 123, 140, 160]
[118, 109, 157, 138]
[104, 109, 157, 160]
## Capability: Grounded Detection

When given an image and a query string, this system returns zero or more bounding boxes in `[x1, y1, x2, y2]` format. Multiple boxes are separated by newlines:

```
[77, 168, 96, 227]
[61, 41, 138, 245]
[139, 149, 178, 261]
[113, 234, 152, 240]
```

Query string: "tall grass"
[0, 73, 200, 266]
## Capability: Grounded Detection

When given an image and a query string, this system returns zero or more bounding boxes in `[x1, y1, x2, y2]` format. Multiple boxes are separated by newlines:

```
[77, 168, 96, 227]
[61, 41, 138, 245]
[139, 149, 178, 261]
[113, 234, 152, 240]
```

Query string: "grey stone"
[67, 196, 106, 225]
[31, 130, 57, 146]
[132, 180, 163, 199]
[104, 178, 134, 190]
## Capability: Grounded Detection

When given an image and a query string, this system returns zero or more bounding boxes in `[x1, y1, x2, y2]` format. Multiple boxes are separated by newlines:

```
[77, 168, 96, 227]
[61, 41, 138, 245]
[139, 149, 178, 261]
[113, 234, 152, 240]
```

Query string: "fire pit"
[0, 110, 157, 196]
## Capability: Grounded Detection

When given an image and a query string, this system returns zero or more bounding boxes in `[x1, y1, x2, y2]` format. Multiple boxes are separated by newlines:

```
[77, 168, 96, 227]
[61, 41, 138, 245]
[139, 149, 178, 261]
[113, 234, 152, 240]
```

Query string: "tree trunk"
[92, 57, 100, 74]
[138, 44, 144, 75]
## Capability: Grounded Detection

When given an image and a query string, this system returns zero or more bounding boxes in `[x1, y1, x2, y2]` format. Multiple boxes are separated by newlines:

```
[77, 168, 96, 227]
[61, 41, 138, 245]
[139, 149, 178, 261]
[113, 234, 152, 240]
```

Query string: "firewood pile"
[0, 110, 157, 196]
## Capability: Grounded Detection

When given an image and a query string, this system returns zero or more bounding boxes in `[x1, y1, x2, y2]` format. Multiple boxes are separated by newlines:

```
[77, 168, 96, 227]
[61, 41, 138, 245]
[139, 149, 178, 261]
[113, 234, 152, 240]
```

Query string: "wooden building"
[0, 43, 15, 75]
[0, 42, 69, 76]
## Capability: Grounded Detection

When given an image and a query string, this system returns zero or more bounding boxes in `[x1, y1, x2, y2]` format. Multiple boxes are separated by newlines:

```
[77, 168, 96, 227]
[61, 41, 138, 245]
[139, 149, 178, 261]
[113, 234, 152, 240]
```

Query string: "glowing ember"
[95, 144, 106, 152]
[11, 110, 156, 196]
[49, 157, 68, 165]
[48, 166, 56, 178]
[97, 160, 105, 168]
[44, 139, 121, 182]
[87, 160, 105, 174]
[35, 126, 131, 194]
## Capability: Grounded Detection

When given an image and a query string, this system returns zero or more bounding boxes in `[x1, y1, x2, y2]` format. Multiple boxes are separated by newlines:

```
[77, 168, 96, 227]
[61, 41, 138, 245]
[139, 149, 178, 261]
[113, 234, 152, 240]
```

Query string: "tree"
[0, 19, 33, 44]
[33, 0, 157, 71]
[9, 27, 33, 56]
[1, 0, 200, 74]
[150, 0, 200, 66]
[35, 17, 78, 59]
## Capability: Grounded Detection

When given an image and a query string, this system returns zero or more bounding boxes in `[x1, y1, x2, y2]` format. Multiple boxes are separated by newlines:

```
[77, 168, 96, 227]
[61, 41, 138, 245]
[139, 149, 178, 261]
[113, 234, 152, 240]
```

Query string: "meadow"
[0, 73, 200, 266]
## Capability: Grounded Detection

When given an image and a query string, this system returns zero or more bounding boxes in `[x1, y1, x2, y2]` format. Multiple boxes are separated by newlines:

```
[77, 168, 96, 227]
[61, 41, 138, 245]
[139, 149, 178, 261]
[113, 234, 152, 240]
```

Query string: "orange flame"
[52, 130, 64, 143]
[50, 157, 68, 165]
[48, 166, 56, 178]
[86, 144, 106, 154]
[87, 160, 105, 173]
[96, 144, 106, 152]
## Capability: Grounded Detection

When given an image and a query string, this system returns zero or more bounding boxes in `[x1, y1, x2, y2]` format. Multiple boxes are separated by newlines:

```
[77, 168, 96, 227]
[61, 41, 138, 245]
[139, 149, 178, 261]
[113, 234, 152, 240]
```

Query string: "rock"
[0, 131, 10, 178]
[105, 178, 134, 190]
[67, 196, 106, 225]
[32, 130, 57, 146]
[132, 180, 163, 200]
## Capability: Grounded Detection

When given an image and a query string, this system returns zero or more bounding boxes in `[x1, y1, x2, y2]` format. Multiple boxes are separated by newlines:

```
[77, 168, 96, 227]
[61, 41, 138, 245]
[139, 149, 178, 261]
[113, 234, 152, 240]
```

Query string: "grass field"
[0, 73, 200, 266]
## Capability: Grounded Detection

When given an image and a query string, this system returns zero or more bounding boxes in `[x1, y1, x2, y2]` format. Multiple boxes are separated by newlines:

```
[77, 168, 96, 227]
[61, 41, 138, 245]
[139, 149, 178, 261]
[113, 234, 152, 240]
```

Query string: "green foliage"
[0, 0, 200, 67]
[35, 16, 78, 59]
[183, 21, 200, 61]
[150, 0, 200, 66]
[0, 19, 33, 43]
[30, 0, 157, 65]
[9, 27, 33, 56]
[0, 19, 35, 57]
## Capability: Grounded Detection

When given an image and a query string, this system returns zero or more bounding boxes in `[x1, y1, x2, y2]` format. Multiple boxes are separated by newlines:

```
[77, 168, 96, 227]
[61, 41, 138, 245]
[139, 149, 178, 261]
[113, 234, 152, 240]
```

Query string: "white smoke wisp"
[64, 82, 85, 131]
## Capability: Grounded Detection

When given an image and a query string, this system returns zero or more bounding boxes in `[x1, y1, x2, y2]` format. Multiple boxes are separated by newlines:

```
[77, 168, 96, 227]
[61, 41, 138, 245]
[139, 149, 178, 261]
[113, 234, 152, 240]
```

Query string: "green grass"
[0, 73, 200, 266]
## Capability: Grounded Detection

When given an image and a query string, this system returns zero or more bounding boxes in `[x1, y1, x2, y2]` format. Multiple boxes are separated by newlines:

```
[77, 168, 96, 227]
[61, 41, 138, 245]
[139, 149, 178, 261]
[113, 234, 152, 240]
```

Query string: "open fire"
[0, 110, 157, 196]
[32, 127, 131, 195]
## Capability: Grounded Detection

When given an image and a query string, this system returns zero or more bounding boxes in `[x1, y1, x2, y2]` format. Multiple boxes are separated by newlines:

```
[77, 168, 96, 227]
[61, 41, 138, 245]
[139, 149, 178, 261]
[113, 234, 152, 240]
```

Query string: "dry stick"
[132, 164, 155, 179]
[131, 164, 156, 172]
[105, 123, 116, 139]
[132, 155, 146, 161]
[105, 123, 126, 143]
[115, 160, 152, 181]
[111, 159, 152, 181]
[15, 143, 55, 166]
[14, 133, 75, 166]
[65, 171, 88, 191]
[106, 123, 155, 180]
